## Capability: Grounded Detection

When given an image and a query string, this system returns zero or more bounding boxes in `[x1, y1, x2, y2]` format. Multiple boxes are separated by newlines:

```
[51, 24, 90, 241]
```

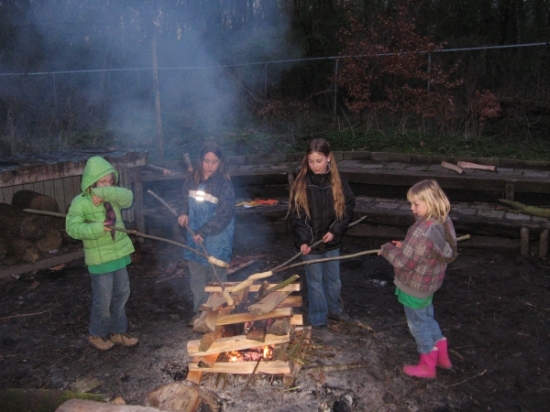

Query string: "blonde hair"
[407, 179, 451, 222]
[288, 138, 346, 220]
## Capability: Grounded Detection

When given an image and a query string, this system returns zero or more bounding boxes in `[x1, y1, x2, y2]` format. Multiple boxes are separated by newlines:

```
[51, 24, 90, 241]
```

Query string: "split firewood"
[441, 161, 463, 174]
[188, 360, 291, 376]
[247, 291, 292, 316]
[193, 310, 219, 334]
[246, 319, 267, 342]
[457, 161, 496, 171]
[498, 199, 550, 218]
[187, 334, 290, 357]
[217, 308, 294, 326]
[267, 317, 291, 336]
[197, 353, 220, 369]
[198, 327, 224, 353]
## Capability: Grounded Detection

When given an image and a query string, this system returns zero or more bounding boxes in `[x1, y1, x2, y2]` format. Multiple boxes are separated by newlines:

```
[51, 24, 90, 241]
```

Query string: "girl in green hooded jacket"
[66, 156, 139, 351]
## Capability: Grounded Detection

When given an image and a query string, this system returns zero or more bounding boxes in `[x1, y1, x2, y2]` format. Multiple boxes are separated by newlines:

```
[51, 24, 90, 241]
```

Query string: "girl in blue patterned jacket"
[379, 179, 457, 378]
[178, 142, 235, 318]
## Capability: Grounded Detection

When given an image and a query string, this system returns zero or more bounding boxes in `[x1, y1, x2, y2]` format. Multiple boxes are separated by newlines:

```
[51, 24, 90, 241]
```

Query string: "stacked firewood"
[0, 190, 67, 262]
[186, 279, 308, 388]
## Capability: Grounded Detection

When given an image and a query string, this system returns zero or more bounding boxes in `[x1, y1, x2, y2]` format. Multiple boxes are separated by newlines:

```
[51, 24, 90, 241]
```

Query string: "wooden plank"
[206, 282, 301, 293]
[277, 295, 303, 308]
[187, 334, 290, 357]
[248, 291, 292, 316]
[0, 250, 84, 279]
[188, 360, 291, 375]
[216, 308, 293, 326]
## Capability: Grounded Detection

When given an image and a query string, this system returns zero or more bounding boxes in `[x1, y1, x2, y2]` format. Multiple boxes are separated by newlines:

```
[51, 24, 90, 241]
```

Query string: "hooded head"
[80, 156, 119, 192]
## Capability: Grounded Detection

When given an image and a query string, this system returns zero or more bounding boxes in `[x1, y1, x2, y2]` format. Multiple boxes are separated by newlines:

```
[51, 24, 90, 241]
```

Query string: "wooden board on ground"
[188, 360, 291, 375]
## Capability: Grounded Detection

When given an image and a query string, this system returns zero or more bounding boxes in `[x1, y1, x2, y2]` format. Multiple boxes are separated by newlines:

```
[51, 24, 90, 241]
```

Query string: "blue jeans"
[303, 248, 343, 327]
[89, 267, 130, 337]
[188, 260, 228, 313]
[403, 303, 443, 354]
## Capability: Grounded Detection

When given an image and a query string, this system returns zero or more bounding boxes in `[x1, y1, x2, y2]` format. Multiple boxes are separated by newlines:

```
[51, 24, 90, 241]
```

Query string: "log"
[146, 381, 221, 412]
[12, 190, 60, 212]
[498, 199, 550, 218]
[0, 389, 105, 412]
[441, 161, 463, 174]
[12, 238, 40, 262]
[56, 399, 167, 412]
[0, 203, 51, 240]
[456, 161, 496, 171]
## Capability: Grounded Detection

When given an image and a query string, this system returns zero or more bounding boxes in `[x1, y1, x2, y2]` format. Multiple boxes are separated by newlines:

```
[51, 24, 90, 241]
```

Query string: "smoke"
[0, 1, 296, 155]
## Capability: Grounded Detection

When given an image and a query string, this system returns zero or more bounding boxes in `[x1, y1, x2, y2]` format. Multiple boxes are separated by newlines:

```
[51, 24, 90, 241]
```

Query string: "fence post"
[333, 58, 339, 128]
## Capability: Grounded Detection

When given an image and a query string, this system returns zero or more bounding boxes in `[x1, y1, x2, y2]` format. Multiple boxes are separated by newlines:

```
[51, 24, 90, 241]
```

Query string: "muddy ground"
[1, 226, 550, 412]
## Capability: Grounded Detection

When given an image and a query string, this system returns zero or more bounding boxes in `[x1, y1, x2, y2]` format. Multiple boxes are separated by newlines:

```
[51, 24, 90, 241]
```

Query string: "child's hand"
[92, 194, 103, 206]
[193, 233, 204, 244]
[322, 232, 334, 243]
[103, 222, 112, 232]
[392, 240, 403, 248]
[300, 244, 311, 255]
[177, 214, 189, 227]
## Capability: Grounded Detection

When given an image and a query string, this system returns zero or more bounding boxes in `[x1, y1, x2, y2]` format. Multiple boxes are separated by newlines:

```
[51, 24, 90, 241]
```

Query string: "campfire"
[185, 278, 309, 387]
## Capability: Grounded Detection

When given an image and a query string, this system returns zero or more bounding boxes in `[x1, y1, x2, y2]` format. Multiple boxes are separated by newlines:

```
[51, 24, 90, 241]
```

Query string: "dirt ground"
[1, 226, 550, 412]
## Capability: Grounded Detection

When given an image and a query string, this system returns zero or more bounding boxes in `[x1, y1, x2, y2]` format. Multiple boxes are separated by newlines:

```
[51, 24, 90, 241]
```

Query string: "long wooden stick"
[231, 234, 471, 293]
[22, 208, 212, 261]
[270, 215, 367, 272]
[146, 189, 234, 305]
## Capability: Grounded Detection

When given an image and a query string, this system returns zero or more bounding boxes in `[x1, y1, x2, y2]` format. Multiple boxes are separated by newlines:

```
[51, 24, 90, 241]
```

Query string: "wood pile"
[0, 190, 67, 262]
[186, 279, 309, 388]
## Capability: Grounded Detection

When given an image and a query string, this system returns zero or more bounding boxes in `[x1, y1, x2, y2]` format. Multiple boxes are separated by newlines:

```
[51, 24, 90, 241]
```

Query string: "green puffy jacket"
[66, 156, 135, 266]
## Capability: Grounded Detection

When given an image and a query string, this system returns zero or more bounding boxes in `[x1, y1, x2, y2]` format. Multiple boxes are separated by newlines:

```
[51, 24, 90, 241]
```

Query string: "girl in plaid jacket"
[379, 179, 457, 378]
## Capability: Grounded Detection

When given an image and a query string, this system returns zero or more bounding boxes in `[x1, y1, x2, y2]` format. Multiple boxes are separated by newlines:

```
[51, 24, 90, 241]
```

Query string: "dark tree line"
[0, 0, 549, 157]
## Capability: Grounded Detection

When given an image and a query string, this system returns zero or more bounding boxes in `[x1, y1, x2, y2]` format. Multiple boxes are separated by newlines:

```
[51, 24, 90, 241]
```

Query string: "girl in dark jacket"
[178, 142, 235, 317]
[288, 138, 355, 328]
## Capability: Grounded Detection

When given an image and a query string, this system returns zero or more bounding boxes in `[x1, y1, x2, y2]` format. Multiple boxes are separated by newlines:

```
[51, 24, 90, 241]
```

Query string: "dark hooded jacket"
[289, 170, 355, 254]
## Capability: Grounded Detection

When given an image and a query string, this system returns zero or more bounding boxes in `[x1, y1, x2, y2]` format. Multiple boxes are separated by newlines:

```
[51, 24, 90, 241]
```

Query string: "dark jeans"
[303, 248, 343, 327]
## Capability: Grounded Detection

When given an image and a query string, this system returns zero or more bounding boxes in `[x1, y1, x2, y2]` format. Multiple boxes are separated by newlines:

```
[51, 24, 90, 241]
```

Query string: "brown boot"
[403, 348, 438, 378]
[109, 333, 139, 347]
[89, 335, 115, 351]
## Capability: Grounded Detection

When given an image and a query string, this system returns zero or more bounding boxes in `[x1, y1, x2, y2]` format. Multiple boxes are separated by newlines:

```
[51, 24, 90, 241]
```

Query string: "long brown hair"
[288, 138, 346, 219]
[192, 141, 230, 183]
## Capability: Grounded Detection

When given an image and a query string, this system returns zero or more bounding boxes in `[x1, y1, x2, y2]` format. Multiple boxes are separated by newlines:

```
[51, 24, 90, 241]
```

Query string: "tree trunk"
[11, 190, 60, 212]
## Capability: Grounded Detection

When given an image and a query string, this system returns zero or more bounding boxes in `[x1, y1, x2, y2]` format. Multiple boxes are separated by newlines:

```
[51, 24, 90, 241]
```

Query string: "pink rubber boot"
[435, 337, 452, 369]
[403, 348, 438, 378]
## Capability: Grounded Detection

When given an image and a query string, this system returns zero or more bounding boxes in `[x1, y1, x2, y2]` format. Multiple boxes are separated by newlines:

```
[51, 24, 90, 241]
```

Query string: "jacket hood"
[80, 156, 119, 191]
[423, 217, 457, 261]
